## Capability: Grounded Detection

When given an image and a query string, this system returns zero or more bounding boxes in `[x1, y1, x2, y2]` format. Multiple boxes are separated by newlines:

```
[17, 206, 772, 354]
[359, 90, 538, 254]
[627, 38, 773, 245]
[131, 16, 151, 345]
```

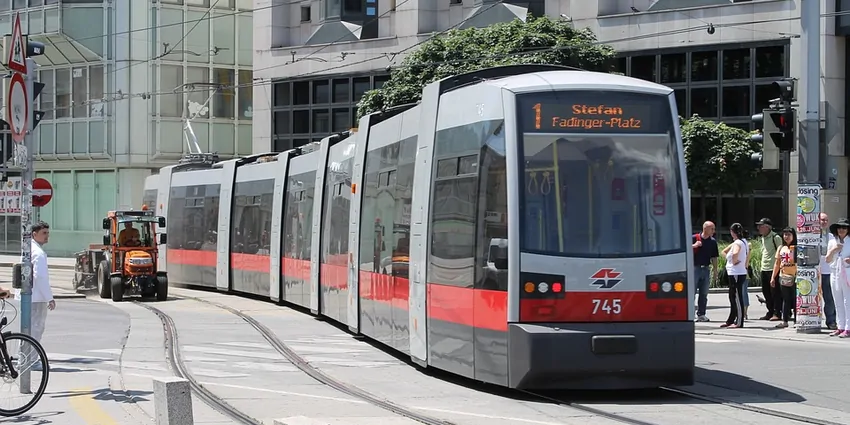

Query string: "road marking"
[197, 381, 366, 404]
[694, 337, 739, 344]
[89, 348, 122, 355]
[411, 406, 568, 425]
[182, 345, 284, 360]
[67, 386, 122, 425]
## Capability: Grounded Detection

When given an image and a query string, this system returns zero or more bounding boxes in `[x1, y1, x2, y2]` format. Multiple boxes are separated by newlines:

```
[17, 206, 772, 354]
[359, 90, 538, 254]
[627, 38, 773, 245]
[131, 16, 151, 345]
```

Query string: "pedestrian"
[692, 221, 719, 322]
[30, 221, 55, 370]
[721, 223, 748, 328]
[770, 227, 798, 328]
[819, 213, 838, 329]
[755, 218, 784, 321]
[826, 218, 850, 337]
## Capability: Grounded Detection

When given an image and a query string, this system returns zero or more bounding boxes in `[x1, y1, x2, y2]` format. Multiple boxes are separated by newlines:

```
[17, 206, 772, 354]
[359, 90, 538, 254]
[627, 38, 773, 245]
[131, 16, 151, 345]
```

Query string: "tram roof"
[483, 70, 673, 96]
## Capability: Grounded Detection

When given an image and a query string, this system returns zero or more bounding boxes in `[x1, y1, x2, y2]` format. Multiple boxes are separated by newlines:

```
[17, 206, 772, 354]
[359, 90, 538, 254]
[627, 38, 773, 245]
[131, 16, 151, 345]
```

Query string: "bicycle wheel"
[0, 333, 49, 417]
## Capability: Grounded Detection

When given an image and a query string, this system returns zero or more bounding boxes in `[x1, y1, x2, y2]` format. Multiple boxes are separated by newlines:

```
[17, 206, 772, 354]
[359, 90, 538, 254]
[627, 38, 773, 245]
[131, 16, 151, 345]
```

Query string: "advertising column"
[796, 184, 822, 333]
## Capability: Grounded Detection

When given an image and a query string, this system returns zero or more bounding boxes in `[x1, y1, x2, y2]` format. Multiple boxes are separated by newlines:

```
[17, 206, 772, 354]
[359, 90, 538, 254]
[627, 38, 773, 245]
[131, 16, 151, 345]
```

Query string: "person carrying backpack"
[756, 218, 784, 321]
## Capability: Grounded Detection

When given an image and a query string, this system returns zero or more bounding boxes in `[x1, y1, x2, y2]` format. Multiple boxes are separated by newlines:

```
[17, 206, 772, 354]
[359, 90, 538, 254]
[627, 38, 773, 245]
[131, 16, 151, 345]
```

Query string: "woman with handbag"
[721, 223, 749, 328]
[826, 218, 850, 337]
[770, 227, 798, 329]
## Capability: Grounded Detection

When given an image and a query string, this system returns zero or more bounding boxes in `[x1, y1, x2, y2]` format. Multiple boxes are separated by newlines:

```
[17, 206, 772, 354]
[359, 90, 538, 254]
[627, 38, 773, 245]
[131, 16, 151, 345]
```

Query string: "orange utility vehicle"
[96, 207, 168, 302]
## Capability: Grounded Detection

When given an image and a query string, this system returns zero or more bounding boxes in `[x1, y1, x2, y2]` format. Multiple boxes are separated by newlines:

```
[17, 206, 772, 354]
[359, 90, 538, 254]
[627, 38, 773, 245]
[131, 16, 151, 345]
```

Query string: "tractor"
[95, 207, 168, 302]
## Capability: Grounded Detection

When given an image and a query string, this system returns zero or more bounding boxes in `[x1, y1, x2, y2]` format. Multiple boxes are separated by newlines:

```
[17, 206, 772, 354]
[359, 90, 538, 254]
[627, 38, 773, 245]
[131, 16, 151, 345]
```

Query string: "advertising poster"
[0, 177, 22, 215]
[796, 184, 822, 333]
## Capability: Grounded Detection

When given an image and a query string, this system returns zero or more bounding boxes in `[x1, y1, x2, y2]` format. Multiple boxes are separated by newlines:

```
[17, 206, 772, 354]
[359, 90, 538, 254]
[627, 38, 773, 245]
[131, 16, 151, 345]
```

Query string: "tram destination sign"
[519, 91, 672, 134]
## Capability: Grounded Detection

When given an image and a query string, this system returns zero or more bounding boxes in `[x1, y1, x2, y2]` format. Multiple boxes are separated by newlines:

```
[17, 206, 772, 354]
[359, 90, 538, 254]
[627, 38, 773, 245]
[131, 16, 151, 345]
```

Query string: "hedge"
[711, 239, 766, 288]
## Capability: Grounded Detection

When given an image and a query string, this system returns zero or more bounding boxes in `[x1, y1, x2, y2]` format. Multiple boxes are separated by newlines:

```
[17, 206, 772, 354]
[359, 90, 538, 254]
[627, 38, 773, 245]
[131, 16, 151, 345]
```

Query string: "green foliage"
[356, 15, 617, 119]
[680, 116, 761, 197]
[713, 239, 765, 288]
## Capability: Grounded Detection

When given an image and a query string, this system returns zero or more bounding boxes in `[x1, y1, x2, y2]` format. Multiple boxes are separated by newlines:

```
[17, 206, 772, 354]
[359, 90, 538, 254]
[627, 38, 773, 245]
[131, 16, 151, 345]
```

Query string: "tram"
[143, 65, 695, 390]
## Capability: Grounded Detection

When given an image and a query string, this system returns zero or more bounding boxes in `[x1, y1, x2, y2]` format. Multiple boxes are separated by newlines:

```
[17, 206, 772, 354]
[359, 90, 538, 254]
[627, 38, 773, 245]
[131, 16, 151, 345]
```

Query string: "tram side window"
[201, 184, 220, 251]
[232, 178, 275, 255]
[359, 140, 401, 276]
[143, 189, 157, 211]
[283, 171, 316, 260]
[166, 186, 186, 250]
[182, 185, 207, 250]
[392, 137, 416, 279]
[474, 126, 508, 291]
[428, 120, 504, 289]
[321, 140, 357, 264]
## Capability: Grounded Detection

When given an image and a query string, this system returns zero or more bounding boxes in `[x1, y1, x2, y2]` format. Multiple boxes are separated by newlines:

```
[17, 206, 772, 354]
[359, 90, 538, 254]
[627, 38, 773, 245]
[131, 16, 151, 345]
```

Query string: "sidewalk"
[696, 292, 843, 344]
[0, 254, 75, 270]
[0, 258, 84, 299]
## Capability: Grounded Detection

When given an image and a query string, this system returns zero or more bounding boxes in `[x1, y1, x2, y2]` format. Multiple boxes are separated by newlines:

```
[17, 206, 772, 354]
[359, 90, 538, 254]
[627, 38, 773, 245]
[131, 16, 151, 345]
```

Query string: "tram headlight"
[661, 281, 672, 292]
[646, 272, 687, 299]
[538, 282, 549, 293]
[524, 282, 535, 293]
[674, 281, 684, 292]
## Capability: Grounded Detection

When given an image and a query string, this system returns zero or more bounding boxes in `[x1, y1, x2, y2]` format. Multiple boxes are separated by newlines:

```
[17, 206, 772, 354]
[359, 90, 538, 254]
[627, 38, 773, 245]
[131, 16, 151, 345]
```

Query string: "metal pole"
[18, 57, 35, 394]
[799, 0, 820, 183]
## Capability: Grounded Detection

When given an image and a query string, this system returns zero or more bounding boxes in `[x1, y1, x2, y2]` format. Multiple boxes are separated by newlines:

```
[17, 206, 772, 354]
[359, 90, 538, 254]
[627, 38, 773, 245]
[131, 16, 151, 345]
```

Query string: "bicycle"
[0, 295, 50, 417]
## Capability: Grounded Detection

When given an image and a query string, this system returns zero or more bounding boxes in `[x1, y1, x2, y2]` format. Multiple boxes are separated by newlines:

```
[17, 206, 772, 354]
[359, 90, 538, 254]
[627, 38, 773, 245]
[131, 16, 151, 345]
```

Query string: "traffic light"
[27, 41, 45, 131]
[751, 110, 780, 170]
[766, 108, 795, 151]
[0, 119, 12, 166]
[773, 79, 795, 104]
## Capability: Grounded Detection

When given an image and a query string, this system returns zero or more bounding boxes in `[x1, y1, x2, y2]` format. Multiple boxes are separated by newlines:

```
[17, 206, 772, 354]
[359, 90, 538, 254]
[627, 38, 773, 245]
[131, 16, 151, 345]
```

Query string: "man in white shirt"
[30, 221, 55, 353]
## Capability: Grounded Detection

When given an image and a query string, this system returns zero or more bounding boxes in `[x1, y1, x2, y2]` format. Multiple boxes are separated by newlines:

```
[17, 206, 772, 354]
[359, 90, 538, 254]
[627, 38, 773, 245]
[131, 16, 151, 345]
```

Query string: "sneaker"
[839, 331, 850, 338]
[775, 322, 788, 328]
[696, 315, 710, 322]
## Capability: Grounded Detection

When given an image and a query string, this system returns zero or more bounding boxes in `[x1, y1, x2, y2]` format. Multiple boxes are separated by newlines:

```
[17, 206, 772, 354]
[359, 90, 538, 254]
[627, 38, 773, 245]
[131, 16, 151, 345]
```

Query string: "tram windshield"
[516, 90, 685, 258]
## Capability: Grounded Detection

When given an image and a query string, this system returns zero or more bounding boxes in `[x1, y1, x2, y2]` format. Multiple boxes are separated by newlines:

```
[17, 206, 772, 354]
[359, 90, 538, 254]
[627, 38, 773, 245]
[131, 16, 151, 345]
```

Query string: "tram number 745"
[592, 299, 622, 315]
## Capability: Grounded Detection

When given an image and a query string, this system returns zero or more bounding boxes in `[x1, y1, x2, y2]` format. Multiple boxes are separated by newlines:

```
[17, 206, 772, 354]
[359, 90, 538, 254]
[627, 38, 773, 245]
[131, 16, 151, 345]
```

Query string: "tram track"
[138, 293, 847, 425]
[660, 386, 847, 425]
[137, 297, 458, 425]
[177, 294, 673, 425]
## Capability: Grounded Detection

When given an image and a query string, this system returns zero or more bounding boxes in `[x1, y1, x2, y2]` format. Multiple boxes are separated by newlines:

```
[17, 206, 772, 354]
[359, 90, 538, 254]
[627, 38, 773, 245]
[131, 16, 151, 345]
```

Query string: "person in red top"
[692, 221, 720, 322]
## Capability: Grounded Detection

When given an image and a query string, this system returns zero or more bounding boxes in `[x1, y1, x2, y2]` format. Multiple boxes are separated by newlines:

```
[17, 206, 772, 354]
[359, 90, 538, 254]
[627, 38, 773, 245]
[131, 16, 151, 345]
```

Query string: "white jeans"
[30, 302, 48, 343]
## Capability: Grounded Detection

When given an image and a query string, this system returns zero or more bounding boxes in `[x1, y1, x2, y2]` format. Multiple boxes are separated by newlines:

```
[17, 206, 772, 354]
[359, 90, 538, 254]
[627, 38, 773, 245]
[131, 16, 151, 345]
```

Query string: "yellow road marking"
[67, 387, 121, 425]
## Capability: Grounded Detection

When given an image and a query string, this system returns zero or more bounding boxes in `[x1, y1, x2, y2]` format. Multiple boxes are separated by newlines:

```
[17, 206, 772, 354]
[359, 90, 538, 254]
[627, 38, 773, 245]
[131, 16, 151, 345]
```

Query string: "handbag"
[779, 275, 795, 287]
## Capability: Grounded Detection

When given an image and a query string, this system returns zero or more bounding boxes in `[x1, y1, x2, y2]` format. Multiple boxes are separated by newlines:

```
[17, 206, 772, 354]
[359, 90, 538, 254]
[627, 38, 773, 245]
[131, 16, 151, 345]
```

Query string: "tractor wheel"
[110, 276, 124, 302]
[156, 275, 168, 301]
[97, 261, 111, 299]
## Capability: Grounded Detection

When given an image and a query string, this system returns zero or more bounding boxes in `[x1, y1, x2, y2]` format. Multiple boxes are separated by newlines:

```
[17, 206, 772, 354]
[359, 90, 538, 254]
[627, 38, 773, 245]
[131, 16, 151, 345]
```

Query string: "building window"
[270, 74, 390, 151]
[160, 65, 184, 118]
[54, 69, 71, 119]
[212, 68, 235, 119]
[301, 5, 311, 22]
[622, 41, 790, 231]
[71, 67, 88, 118]
[238, 70, 253, 119]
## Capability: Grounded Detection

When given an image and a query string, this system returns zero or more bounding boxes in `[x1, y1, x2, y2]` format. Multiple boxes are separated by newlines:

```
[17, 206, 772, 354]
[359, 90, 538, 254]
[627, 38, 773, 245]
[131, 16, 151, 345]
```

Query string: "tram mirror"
[102, 218, 110, 230]
[796, 245, 819, 267]
[159, 234, 167, 245]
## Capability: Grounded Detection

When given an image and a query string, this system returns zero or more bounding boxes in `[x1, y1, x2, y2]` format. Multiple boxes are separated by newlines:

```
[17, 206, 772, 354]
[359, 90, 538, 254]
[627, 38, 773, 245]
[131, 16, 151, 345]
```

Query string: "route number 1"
[592, 299, 622, 314]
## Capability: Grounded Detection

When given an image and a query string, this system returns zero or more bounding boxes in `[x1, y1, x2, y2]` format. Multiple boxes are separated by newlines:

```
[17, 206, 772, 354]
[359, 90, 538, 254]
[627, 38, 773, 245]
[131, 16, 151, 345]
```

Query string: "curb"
[695, 329, 832, 344]
[0, 262, 75, 271]
[55, 293, 87, 299]
[708, 287, 763, 294]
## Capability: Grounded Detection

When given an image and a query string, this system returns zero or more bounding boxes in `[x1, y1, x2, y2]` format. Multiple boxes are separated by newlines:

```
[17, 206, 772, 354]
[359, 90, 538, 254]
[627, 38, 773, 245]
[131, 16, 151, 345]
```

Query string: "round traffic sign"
[32, 178, 52, 207]
[7, 73, 27, 143]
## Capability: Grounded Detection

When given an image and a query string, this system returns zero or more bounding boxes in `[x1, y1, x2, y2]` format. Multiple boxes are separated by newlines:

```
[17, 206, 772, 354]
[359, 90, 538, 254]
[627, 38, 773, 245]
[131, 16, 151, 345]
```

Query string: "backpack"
[765, 232, 781, 251]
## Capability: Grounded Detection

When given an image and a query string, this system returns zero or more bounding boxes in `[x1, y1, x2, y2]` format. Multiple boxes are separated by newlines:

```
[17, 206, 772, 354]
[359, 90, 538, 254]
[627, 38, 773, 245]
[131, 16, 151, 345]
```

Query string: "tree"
[356, 15, 617, 119]
[680, 115, 760, 203]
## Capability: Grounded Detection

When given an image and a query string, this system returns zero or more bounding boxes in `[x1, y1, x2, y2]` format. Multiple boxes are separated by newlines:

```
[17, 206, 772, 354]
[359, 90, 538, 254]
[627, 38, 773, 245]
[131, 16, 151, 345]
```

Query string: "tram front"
[504, 76, 695, 390]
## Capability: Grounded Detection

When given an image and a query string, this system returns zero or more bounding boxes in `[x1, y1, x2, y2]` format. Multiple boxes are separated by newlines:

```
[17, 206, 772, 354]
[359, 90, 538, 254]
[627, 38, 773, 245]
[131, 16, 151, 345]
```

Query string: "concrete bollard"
[153, 377, 193, 425]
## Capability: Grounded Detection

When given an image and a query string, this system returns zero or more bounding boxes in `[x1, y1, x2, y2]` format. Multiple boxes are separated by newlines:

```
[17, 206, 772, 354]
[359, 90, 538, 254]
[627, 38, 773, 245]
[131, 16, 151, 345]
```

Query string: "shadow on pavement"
[690, 367, 805, 402]
[0, 410, 62, 424]
[48, 387, 152, 403]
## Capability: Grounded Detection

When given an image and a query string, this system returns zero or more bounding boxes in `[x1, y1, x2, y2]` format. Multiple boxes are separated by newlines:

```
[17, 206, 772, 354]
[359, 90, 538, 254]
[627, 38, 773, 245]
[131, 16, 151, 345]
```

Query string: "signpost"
[31, 178, 51, 207]
[7, 73, 27, 143]
[796, 184, 823, 334]
[4, 11, 46, 394]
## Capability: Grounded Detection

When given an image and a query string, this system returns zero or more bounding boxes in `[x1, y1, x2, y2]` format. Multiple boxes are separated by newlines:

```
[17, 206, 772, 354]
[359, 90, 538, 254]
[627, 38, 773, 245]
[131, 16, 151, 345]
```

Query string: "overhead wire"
[34, 3, 835, 114]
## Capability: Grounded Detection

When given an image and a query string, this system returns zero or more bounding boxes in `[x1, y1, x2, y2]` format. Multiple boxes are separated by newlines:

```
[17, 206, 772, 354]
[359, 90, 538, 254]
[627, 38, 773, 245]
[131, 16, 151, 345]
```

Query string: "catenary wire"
[37, 5, 817, 114]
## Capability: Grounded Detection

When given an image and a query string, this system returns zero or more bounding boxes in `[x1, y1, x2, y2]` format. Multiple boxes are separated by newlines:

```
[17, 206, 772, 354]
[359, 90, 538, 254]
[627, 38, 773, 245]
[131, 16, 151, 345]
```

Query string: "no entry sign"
[32, 178, 52, 207]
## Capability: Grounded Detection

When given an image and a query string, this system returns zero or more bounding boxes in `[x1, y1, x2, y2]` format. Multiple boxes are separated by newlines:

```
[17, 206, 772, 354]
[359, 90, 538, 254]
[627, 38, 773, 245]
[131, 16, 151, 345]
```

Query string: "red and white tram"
[142, 65, 695, 390]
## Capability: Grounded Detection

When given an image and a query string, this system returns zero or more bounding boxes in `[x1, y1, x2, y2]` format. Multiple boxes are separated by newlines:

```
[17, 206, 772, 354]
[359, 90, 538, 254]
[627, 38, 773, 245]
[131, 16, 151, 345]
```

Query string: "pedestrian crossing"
[45, 334, 398, 379]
